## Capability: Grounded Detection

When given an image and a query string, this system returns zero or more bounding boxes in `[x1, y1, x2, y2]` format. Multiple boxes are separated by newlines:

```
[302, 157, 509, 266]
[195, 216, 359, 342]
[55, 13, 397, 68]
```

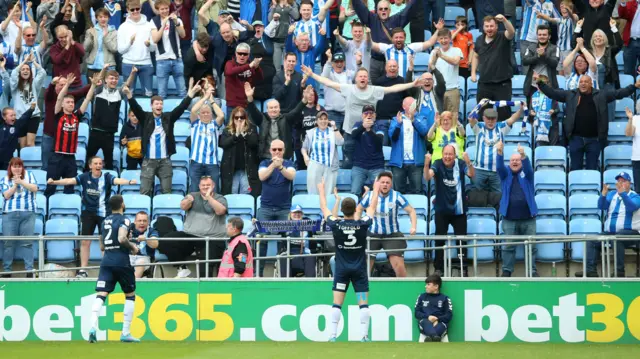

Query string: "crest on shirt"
[422, 300, 429, 307]
[438, 300, 443, 308]
[9, 127, 14, 134]
[520, 172, 525, 178]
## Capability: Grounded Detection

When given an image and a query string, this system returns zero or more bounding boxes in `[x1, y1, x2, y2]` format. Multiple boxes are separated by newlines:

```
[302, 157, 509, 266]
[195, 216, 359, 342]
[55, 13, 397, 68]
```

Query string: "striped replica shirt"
[601, 190, 640, 234]
[308, 127, 334, 167]
[0, 171, 37, 212]
[556, 17, 575, 52]
[359, 189, 409, 235]
[376, 42, 425, 79]
[76, 172, 115, 217]
[147, 117, 167, 159]
[566, 70, 598, 91]
[294, 16, 322, 47]
[472, 121, 511, 171]
[190, 119, 222, 165]
[16, 43, 44, 70]
[520, 0, 560, 43]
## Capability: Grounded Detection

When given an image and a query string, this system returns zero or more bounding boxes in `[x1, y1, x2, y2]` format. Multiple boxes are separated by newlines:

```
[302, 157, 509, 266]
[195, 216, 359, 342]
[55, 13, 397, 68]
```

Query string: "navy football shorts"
[332, 266, 369, 293]
[95, 265, 136, 293]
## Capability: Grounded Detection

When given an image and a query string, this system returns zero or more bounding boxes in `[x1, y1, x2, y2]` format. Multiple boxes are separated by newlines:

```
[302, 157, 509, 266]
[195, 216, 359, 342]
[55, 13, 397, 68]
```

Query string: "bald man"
[374, 59, 415, 145]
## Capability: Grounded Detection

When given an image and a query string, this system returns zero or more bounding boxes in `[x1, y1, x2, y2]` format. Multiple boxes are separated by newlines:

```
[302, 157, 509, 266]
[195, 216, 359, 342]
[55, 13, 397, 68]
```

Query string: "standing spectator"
[338, 0, 373, 41]
[469, 104, 523, 193]
[451, 16, 473, 79]
[522, 24, 560, 99]
[334, 22, 372, 73]
[518, 0, 559, 76]
[117, 0, 155, 97]
[495, 142, 538, 278]
[2, 3, 36, 49]
[409, 71, 446, 133]
[196, 0, 224, 34]
[471, 15, 515, 121]
[50, 25, 84, 88]
[44, 74, 93, 197]
[424, 0, 444, 33]
[50, 1, 86, 42]
[427, 111, 465, 163]
[527, 74, 559, 147]
[356, 171, 418, 277]
[388, 97, 429, 194]
[47, 156, 135, 278]
[248, 20, 276, 101]
[534, 73, 640, 171]
[2, 55, 45, 148]
[151, 0, 187, 98]
[103, 0, 122, 29]
[1, 157, 38, 278]
[371, 27, 438, 80]
[562, 38, 597, 90]
[37, 0, 60, 43]
[292, 0, 334, 48]
[14, 19, 49, 67]
[374, 58, 414, 145]
[302, 110, 344, 196]
[321, 49, 352, 131]
[83, 8, 118, 82]
[120, 110, 144, 170]
[272, 52, 304, 114]
[414, 274, 452, 342]
[619, 0, 640, 76]
[224, 43, 264, 117]
[219, 107, 262, 197]
[536, 0, 577, 76]
[423, 145, 475, 275]
[245, 82, 305, 161]
[173, 0, 195, 55]
[184, 33, 213, 83]
[390, 0, 412, 43]
[350, 105, 385, 197]
[626, 105, 640, 193]
[572, 0, 615, 45]
[294, 86, 325, 170]
[0, 104, 36, 169]
[188, 87, 225, 192]
[218, 217, 255, 277]
[429, 29, 463, 120]
[122, 81, 197, 196]
[267, 0, 299, 71]
[576, 172, 640, 278]
[285, 29, 326, 90]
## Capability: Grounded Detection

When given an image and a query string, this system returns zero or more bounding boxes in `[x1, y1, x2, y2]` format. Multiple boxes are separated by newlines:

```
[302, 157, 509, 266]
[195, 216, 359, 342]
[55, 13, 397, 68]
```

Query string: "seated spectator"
[0, 104, 35, 169]
[122, 82, 198, 196]
[334, 21, 372, 73]
[220, 107, 262, 197]
[147, 176, 228, 278]
[247, 20, 276, 102]
[188, 86, 225, 192]
[414, 274, 452, 342]
[562, 38, 597, 91]
[302, 109, 343, 196]
[374, 58, 414, 145]
[321, 49, 353, 131]
[389, 97, 428, 194]
[626, 104, 640, 193]
[50, 25, 84, 88]
[267, 0, 300, 71]
[120, 110, 144, 170]
[495, 142, 538, 278]
[83, 8, 118, 82]
[224, 42, 264, 117]
[50, 2, 85, 42]
[295, 85, 325, 170]
[184, 33, 213, 84]
[151, 0, 187, 98]
[427, 111, 465, 163]
[117, 0, 155, 97]
[218, 216, 255, 277]
[429, 28, 463, 119]
[350, 105, 385, 198]
[527, 74, 559, 147]
[14, 20, 49, 67]
[576, 172, 640, 278]
[278, 205, 317, 277]
[271, 52, 304, 114]
[129, 211, 158, 278]
[0, 157, 38, 278]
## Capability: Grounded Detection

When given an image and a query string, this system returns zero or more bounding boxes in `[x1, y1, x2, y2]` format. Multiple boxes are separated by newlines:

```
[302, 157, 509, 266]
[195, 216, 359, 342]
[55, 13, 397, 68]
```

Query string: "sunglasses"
[236, 52, 249, 57]
[378, 7, 389, 11]
[129, 7, 141, 12]
[271, 148, 284, 152]
[234, 116, 246, 120]
[25, 34, 36, 37]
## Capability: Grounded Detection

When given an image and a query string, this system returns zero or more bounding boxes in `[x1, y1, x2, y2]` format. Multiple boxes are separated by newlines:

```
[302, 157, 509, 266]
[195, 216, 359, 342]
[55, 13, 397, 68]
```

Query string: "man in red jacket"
[49, 25, 84, 89]
[224, 42, 263, 121]
[618, 0, 640, 76]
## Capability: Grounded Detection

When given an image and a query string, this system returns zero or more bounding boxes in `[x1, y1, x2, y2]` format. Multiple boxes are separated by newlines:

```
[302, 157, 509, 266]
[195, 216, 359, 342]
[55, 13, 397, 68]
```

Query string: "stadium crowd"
[1, 0, 640, 279]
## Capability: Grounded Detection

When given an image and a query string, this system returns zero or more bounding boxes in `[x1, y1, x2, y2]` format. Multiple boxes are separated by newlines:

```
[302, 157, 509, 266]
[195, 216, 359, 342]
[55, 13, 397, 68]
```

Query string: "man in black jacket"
[572, 0, 615, 46]
[535, 72, 640, 170]
[183, 33, 213, 84]
[272, 52, 304, 114]
[247, 21, 276, 102]
[374, 59, 414, 145]
[522, 24, 559, 99]
[0, 104, 35, 169]
[122, 82, 199, 196]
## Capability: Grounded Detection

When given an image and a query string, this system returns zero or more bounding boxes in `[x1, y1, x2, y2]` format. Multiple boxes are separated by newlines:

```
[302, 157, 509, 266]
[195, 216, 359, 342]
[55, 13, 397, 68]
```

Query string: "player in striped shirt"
[579, 172, 640, 278]
[469, 104, 523, 193]
[0, 157, 38, 277]
[293, 0, 335, 47]
[189, 86, 225, 191]
[372, 26, 439, 80]
[356, 171, 418, 277]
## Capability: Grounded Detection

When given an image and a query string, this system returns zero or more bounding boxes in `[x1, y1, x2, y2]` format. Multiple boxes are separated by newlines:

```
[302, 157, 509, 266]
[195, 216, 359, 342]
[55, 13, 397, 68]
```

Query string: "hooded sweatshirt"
[117, 14, 156, 65]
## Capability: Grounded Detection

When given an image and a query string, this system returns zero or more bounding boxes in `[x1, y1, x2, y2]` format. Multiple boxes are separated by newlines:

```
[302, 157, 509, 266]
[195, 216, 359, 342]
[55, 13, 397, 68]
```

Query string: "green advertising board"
[1, 279, 639, 343]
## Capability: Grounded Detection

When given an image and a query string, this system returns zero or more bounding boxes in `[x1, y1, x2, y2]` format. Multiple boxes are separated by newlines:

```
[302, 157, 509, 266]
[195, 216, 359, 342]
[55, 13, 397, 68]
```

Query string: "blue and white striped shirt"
[360, 190, 409, 235]
[566, 70, 598, 91]
[310, 128, 332, 166]
[531, 90, 554, 143]
[146, 117, 167, 159]
[0, 171, 37, 212]
[601, 191, 640, 233]
[294, 16, 321, 47]
[190, 119, 222, 165]
[520, 0, 560, 43]
[473, 121, 510, 171]
[377, 43, 425, 79]
[556, 17, 574, 51]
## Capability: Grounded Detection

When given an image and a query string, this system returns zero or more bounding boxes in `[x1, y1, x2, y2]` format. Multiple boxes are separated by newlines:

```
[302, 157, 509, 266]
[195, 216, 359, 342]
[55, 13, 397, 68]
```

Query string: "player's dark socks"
[432, 336, 442, 342]
[332, 304, 342, 309]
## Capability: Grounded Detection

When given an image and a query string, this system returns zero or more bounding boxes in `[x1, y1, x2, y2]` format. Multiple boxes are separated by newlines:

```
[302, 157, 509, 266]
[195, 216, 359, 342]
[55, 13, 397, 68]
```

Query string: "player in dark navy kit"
[88, 195, 141, 343]
[318, 177, 379, 343]
[414, 274, 453, 342]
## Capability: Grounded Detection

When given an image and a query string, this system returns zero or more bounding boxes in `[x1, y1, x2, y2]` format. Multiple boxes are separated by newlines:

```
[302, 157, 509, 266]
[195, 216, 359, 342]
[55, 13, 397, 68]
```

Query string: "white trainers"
[175, 267, 191, 278]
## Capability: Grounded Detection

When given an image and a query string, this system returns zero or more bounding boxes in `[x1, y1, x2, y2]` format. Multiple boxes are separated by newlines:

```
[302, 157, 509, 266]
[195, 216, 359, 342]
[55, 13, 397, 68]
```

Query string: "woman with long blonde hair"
[219, 107, 261, 196]
[427, 111, 465, 162]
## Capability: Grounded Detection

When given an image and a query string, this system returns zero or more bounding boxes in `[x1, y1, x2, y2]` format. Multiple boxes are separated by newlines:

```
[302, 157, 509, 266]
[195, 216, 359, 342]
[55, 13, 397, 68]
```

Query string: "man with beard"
[522, 24, 559, 100]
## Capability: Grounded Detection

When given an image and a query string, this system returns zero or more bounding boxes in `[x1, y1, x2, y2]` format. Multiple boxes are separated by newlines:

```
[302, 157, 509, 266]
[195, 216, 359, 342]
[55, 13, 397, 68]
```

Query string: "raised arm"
[383, 77, 422, 94]
[301, 64, 342, 91]
[496, 14, 515, 40]
[625, 107, 636, 137]
[423, 153, 435, 181]
[54, 73, 74, 114]
[316, 0, 335, 23]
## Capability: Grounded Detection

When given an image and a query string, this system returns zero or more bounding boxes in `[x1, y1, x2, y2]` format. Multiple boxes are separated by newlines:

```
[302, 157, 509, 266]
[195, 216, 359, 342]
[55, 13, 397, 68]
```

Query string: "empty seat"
[35, 193, 47, 220]
[569, 193, 601, 220]
[225, 194, 255, 220]
[467, 218, 497, 262]
[75, 146, 87, 170]
[153, 169, 188, 195]
[444, 6, 465, 26]
[608, 122, 631, 145]
[31, 169, 47, 192]
[536, 218, 567, 262]
[48, 194, 82, 220]
[170, 146, 190, 172]
[119, 170, 141, 194]
[503, 121, 531, 146]
[603, 145, 632, 170]
[614, 98, 634, 121]
[45, 218, 78, 262]
[568, 170, 601, 195]
[402, 194, 429, 220]
[534, 146, 567, 171]
[467, 207, 497, 220]
[534, 169, 566, 195]
[122, 194, 151, 218]
[293, 170, 308, 195]
[512, 75, 526, 97]
[152, 194, 184, 220]
[414, 52, 430, 73]
[78, 122, 90, 148]
[336, 169, 351, 192]
[401, 217, 428, 263]
[535, 193, 566, 219]
[466, 78, 477, 100]
[603, 168, 634, 188]
[569, 218, 602, 262]
[173, 121, 191, 146]
[20, 147, 42, 169]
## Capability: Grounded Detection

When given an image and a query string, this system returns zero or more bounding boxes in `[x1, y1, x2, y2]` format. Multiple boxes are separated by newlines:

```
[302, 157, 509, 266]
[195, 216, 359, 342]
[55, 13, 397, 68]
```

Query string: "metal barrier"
[1, 234, 639, 278]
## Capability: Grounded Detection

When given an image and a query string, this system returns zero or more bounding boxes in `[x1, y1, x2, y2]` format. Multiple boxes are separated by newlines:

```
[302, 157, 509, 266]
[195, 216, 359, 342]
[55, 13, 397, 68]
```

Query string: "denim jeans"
[586, 229, 639, 274]
[41, 134, 54, 171]
[623, 39, 640, 76]
[326, 110, 345, 132]
[501, 218, 537, 274]
[156, 59, 187, 98]
[472, 168, 502, 193]
[391, 165, 423, 194]
[122, 63, 154, 97]
[341, 132, 355, 169]
[3, 211, 36, 272]
[569, 136, 600, 171]
[351, 166, 384, 198]
[424, 0, 445, 30]
[189, 162, 220, 192]
[256, 207, 290, 276]
[141, 158, 173, 196]
[231, 170, 251, 194]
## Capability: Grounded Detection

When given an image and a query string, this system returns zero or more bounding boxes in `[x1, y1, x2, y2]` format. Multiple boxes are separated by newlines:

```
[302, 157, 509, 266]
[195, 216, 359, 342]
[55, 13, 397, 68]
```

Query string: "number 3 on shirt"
[344, 231, 357, 246]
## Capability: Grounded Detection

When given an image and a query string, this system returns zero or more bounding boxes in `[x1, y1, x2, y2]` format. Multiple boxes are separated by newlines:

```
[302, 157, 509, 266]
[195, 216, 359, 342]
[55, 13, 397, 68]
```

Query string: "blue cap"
[290, 204, 303, 213]
[615, 171, 632, 182]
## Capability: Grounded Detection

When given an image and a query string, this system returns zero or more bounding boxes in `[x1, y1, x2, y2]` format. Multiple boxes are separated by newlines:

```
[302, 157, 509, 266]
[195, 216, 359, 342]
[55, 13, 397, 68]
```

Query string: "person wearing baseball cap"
[320, 48, 352, 136]
[467, 101, 525, 194]
[246, 19, 276, 102]
[346, 104, 385, 198]
[577, 171, 640, 278]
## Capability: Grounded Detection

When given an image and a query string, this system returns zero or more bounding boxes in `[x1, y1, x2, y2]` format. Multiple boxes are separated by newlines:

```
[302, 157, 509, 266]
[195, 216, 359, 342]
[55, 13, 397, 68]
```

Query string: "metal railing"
[1, 234, 639, 278]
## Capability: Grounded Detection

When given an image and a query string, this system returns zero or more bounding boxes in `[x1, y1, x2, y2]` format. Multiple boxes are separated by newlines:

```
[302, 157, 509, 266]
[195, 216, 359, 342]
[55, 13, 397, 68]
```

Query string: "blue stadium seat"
[75, 146, 86, 170]
[616, 51, 624, 72]
[465, 145, 476, 163]
[615, 98, 634, 121]
[119, 170, 141, 194]
[291, 194, 322, 220]
[603, 168, 634, 188]
[137, 97, 152, 112]
[535, 193, 566, 219]
[557, 76, 566, 89]
[152, 194, 184, 220]
[467, 206, 497, 221]
[95, 148, 121, 170]
[336, 169, 351, 192]
[568, 170, 601, 195]
[424, 30, 432, 41]
[619, 74, 634, 91]
[225, 194, 255, 220]
[512, 75, 526, 98]
[48, 194, 82, 220]
[467, 218, 497, 263]
[78, 123, 90, 148]
[122, 194, 151, 218]
[469, 28, 481, 41]
[536, 219, 567, 262]
[170, 146, 190, 172]
[401, 217, 427, 263]
[35, 193, 47, 221]
[534, 169, 566, 195]
[569, 218, 602, 262]
[467, 8, 476, 28]
[516, 7, 522, 28]
[503, 145, 532, 166]
[153, 169, 188, 196]
[45, 218, 78, 262]
[21, 147, 42, 169]
[402, 194, 429, 220]
[173, 121, 191, 146]
[414, 52, 430, 73]
[466, 78, 477, 100]
[514, 52, 521, 73]
[608, 122, 631, 145]
[569, 193, 601, 220]
[604, 145, 632, 170]
[31, 169, 47, 192]
[383, 146, 391, 162]
[444, 6, 465, 27]
[503, 121, 531, 146]
[326, 193, 359, 216]
[293, 170, 308, 195]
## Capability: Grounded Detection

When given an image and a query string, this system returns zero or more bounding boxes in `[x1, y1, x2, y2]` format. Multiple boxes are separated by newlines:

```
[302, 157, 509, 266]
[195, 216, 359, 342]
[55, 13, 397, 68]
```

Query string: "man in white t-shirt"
[302, 64, 424, 169]
[429, 28, 463, 121]
[151, 0, 187, 98]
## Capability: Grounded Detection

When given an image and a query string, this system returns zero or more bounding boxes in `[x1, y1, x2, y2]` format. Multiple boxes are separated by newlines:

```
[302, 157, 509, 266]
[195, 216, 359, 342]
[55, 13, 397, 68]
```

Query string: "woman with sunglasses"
[219, 106, 262, 197]
[301, 110, 344, 196]
[188, 86, 225, 192]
